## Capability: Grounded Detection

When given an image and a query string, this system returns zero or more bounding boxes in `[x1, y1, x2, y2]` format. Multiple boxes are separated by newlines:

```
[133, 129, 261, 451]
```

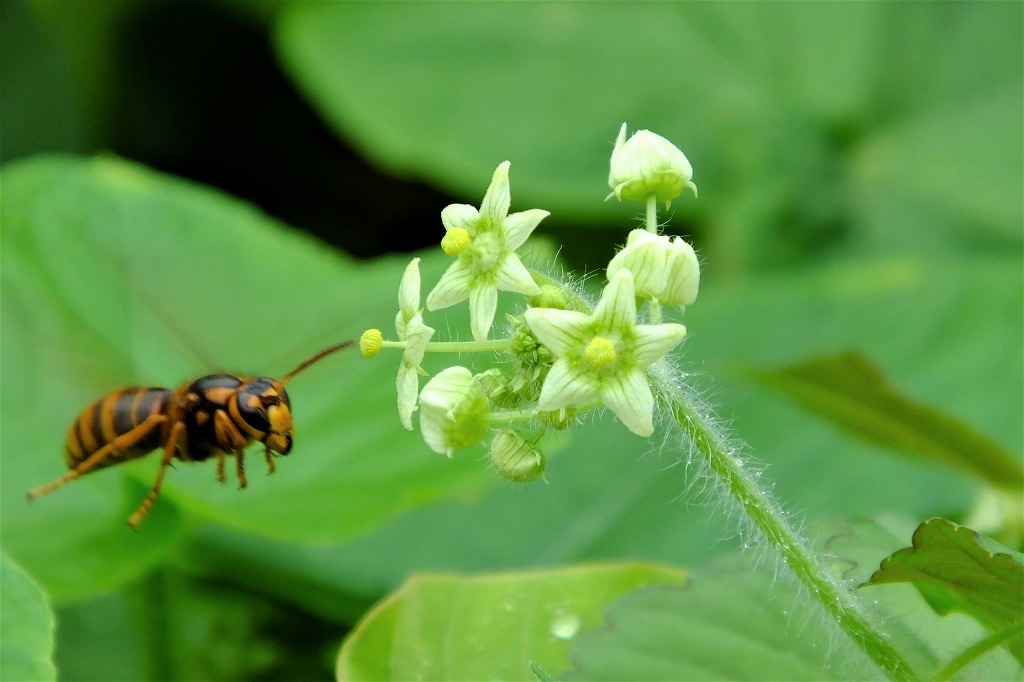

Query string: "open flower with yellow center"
[523, 269, 687, 437]
[426, 161, 547, 342]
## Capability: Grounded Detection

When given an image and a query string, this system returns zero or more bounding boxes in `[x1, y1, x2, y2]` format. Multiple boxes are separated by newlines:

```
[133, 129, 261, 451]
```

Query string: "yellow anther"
[441, 227, 471, 256]
[584, 336, 617, 368]
[359, 329, 383, 358]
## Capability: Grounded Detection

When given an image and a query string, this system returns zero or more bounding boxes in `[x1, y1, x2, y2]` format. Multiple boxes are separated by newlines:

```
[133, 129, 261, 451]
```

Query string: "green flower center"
[469, 231, 501, 272]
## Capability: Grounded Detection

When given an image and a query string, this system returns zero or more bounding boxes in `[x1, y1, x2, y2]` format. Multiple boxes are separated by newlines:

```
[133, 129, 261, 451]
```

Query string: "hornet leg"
[127, 420, 185, 531]
[28, 414, 167, 501]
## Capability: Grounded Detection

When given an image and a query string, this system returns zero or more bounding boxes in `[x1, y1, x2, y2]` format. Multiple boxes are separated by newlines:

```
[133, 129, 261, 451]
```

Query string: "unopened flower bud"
[607, 123, 697, 205]
[607, 229, 700, 307]
[528, 284, 569, 310]
[419, 367, 490, 457]
[489, 429, 545, 482]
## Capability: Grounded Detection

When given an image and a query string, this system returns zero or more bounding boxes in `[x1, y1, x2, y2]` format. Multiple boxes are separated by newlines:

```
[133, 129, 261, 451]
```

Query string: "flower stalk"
[665, 389, 916, 680]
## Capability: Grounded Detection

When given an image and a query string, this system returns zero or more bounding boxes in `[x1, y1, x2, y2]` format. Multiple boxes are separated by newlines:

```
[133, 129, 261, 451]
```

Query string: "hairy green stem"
[424, 339, 512, 353]
[528, 269, 593, 312]
[667, 390, 917, 680]
[488, 409, 540, 424]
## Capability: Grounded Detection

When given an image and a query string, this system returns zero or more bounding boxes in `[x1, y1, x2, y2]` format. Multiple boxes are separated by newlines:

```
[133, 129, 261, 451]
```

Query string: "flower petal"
[632, 323, 686, 368]
[426, 259, 473, 311]
[469, 284, 498, 342]
[479, 161, 511, 225]
[398, 257, 422, 320]
[537, 358, 599, 411]
[600, 369, 655, 437]
[503, 208, 549, 250]
[523, 307, 590, 358]
[593, 268, 638, 331]
[495, 254, 541, 296]
[419, 367, 490, 456]
[402, 313, 435, 366]
[396, 363, 420, 430]
[441, 203, 480, 234]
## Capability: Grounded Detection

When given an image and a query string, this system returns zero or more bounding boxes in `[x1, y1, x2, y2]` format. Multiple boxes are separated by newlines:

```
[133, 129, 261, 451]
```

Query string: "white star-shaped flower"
[523, 269, 687, 437]
[396, 258, 436, 430]
[426, 161, 547, 342]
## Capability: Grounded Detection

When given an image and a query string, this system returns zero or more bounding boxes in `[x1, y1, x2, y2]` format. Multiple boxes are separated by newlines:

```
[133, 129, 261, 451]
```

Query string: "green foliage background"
[1, 1, 1020, 680]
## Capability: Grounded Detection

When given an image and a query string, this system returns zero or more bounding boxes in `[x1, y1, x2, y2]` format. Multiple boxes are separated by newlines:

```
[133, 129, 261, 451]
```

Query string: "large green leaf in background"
[0, 155, 488, 601]
[332, 519, 1021, 680]
[749, 351, 1024, 491]
[560, 520, 1022, 680]
[0, 553, 55, 682]
[565, 572, 869, 681]
[275, 2, 1022, 267]
[336, 563, 685, 681]
[866, 518, 1024, 663]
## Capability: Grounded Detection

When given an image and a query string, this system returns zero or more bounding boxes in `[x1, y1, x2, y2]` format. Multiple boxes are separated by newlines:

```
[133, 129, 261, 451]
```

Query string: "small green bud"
[528, 284, 569, 310]
[489, 429, 546, 482]
[476, 368, 523, 409]
[607, 123, 697, 205]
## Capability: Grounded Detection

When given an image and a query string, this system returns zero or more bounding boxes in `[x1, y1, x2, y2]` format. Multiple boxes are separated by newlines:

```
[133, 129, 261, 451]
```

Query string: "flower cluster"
[360, 124, 700, 481]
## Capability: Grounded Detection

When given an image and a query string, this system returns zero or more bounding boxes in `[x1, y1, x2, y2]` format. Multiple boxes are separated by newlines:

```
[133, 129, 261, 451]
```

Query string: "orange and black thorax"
[179, 374, 294, 461]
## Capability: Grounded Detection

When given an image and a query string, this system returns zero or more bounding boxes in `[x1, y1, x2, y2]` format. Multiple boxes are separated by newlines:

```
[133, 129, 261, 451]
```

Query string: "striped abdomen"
[64, 388, 174, 469]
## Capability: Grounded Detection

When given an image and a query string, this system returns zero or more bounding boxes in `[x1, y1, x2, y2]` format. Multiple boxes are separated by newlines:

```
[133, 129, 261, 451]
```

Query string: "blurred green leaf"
[0, 155, 487, 602]
[563, 568, 868, 681]
[336, 563, 685, 681]
[275, 2, 1021, 268]
[0, 553, 56, 682]
[818, 517, 1022, 679]
[561, 520, 1021, 681]
[866, 518, 1024, 663]
[850, 87, 1023, 251]
[747, 350, 1024, 491]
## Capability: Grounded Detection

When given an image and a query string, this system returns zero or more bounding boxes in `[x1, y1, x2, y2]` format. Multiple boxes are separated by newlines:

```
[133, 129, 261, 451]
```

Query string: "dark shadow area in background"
[112, 0, 452, 260]
[2, 0, 676, 271]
